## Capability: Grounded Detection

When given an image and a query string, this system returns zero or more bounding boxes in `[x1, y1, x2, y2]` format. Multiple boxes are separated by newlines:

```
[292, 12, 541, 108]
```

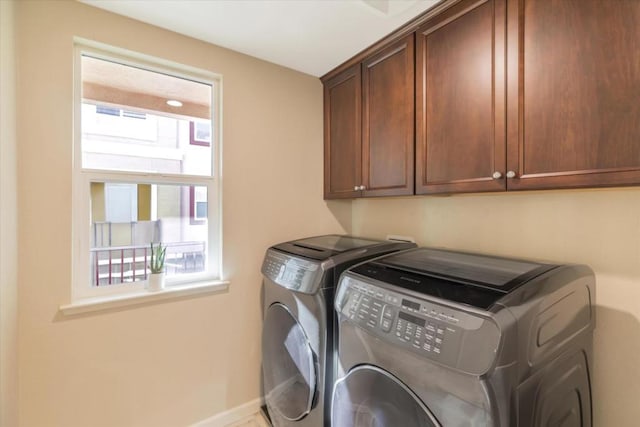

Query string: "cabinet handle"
[492, 171, 502, 179]
[354, 186, 359, 191]
[506, 171, 517, 179]
[359, 185, 366, 191]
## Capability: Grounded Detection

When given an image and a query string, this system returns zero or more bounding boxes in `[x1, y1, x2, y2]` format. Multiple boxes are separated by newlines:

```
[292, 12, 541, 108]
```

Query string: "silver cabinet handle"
[506, 171, 517, 179]
[359, 185, 366, 191]
[492, 171, 502, 179]
[354, 186, 359, 191]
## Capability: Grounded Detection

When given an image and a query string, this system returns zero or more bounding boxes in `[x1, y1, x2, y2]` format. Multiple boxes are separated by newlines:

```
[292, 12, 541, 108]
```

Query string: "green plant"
[149, 242, 167, 274]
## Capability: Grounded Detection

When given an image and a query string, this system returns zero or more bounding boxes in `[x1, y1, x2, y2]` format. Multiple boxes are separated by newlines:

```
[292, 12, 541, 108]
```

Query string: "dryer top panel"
[265, 235, 416, 294]
[351, 248, 557, 309]
[273, 234, 389, 261]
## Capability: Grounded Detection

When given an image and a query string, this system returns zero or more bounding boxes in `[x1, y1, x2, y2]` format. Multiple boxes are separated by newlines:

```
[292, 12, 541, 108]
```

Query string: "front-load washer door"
[332, 365, 441, 427]
[262, 303, 317, 421]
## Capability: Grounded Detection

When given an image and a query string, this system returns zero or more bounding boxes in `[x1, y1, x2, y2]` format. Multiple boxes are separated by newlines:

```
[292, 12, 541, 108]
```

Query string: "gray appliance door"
[332, 365, 441, 427]
[262, 303, 317, 421]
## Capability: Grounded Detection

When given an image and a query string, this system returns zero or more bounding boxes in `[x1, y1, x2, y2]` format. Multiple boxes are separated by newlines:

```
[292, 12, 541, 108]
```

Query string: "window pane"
[81, 55, 213, 176]
[90, 182, 208, 287]
[191, 186, 208, 222]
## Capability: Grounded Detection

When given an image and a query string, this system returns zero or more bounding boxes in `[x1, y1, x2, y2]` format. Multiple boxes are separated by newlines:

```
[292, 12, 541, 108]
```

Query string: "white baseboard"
[191, 398, 265, 427]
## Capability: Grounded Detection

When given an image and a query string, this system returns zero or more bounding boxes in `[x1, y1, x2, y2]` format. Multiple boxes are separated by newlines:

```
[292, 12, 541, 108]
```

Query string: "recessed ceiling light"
[166, 99, 183, 107]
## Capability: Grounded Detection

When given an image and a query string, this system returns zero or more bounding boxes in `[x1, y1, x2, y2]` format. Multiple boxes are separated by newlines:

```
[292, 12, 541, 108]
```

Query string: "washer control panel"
[262, 249, 321, 294]
[336, 274, 501, 374]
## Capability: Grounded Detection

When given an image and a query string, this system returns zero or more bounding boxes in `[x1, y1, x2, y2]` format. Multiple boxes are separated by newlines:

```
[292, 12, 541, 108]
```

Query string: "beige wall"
[90, 182, 105, 222]
[138, 184, 151, 222]
[1, 0, 19, 425]
[15, 1, 349, 426]
[352, 187, 640, 426]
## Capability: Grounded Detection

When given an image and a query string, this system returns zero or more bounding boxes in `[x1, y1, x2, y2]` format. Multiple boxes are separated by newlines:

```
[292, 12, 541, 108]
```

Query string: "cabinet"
[323, 35, 414, 199]
[506, 0, 640, 190]
[415, 0, 505, 194]
[324, 0, 640, 198]
[323, 65, 361, 199]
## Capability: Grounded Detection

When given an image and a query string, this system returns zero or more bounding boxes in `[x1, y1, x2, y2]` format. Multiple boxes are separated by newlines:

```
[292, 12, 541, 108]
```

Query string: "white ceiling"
[79, 0, 442, 77]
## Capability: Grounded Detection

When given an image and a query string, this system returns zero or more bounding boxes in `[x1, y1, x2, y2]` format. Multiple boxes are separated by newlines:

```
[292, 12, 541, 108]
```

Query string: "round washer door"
[332, 365, 441, 427]
[262, 303, 317, 421]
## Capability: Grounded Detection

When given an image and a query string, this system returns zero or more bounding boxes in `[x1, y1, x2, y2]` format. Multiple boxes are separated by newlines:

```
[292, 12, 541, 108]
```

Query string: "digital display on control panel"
[402, 299, 420, 310]
[399, 311, 426, 327]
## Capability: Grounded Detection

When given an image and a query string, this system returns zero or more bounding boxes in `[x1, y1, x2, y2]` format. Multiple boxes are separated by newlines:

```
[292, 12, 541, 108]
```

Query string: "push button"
[382, 306, 394, 320]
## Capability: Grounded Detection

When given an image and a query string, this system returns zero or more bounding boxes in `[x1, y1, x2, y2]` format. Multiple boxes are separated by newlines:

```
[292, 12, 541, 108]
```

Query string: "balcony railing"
[90, 241, 205, 286]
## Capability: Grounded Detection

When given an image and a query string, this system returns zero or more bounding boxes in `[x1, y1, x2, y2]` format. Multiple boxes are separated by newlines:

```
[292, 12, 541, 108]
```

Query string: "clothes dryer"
[333, 247, 595, 427]
[261, 235, 415, 427]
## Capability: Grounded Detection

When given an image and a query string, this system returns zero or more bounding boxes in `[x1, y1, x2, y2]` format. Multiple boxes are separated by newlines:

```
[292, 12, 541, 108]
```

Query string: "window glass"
[81, 55, 213, 177]
[90, 182, 208, 287]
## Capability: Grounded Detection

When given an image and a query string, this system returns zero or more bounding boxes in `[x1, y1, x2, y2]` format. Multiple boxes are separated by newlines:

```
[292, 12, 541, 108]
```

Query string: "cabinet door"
[506, 0, 640, 190]
[324, 65, 362, 199]
[416, 0, 506, 195]
[362, 35, 415, 197]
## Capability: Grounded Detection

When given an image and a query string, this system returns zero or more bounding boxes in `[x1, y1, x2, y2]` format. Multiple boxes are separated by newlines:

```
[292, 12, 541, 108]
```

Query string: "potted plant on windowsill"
[148, 242, 167, 292]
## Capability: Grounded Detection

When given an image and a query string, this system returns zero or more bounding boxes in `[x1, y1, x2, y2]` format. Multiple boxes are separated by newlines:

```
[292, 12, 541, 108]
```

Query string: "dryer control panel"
[262, 249, 322, 294]
[336, 274, 501, 375]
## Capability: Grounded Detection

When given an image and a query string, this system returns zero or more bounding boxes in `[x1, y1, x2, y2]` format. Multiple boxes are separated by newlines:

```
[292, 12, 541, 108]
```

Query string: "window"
[189, 121, 211, 146]
[190, 186, 208, 225]
[72, 42, 222, 301]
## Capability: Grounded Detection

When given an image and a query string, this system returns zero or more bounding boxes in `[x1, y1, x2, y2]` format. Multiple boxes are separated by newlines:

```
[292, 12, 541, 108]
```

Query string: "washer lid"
[332, 365, 441, 427]
[272, 234, 386, 260]
[351, 248, 557, 309]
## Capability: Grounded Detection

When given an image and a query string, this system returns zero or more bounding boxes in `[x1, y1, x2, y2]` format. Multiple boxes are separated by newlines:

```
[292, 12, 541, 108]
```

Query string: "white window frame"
[72, 39, 223, 302]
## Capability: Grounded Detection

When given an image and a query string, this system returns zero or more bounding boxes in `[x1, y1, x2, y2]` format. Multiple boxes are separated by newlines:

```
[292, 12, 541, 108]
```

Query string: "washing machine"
[332, 247, 595, 427]
[261, 235, 416, 427]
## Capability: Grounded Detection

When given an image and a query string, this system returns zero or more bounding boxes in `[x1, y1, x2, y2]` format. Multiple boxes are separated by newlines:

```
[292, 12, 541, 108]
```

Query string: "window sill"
[59, 280, 230, 316]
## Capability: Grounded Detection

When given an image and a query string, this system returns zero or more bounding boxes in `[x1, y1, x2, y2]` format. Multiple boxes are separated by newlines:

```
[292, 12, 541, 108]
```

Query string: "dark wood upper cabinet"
[416, 0, 506, 194]
[362, 34, 415, 197]
[323, 36, 414, 199]
[323, 65, 362, 199]
[506, 0, 640, 190]
[324, 0, 640, 198]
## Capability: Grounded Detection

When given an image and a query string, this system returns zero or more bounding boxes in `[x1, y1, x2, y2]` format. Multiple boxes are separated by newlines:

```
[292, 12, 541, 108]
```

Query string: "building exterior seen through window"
[73, 45, 221, 299]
